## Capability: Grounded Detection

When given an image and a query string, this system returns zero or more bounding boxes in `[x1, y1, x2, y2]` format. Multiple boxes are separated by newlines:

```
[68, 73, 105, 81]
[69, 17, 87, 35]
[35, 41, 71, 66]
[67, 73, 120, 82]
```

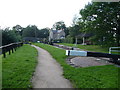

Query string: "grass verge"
[58, 43, 109, 53]
[34, 43, 119, 88]
[2, 44, 37, 88]
[58, 43, 120, 55]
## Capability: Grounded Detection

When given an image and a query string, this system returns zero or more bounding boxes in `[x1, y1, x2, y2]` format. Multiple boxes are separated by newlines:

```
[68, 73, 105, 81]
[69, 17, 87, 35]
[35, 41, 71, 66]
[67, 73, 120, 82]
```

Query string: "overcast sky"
[0, 0, 92, 29]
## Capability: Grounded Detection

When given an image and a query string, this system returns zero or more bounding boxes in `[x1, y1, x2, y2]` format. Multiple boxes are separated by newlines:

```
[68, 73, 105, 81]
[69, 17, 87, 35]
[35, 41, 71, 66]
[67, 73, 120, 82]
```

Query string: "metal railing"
[109, 47, 120, 54]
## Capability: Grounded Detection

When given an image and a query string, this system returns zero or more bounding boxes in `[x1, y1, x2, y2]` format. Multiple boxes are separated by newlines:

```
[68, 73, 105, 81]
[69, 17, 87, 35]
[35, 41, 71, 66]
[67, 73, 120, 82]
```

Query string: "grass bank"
[34, 43, 119, 88]
[2, 44, 37, 88]
[58, 43, 120, 55]
[58, 43, 109, 53]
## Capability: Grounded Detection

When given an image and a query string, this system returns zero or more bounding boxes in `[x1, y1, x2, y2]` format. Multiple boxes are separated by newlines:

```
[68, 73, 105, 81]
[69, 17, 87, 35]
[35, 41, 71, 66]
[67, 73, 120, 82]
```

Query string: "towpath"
[31, 45, 72, 88]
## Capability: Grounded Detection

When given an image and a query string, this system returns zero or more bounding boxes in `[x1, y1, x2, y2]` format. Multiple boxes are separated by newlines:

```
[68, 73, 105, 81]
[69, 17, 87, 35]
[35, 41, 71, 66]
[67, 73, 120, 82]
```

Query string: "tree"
[63, 35, 73, 43]
[13, 25, 23, 36]
[80, 2, 120, 46]
[38, 28, 49, 38]
[2, 28, 21, 45]
[68, 25, 81, 43]
[69, 25, 80, 37]
[22, 25, 39, 37]
[53, 21, 69, 36]
[72, 14, 80, 26]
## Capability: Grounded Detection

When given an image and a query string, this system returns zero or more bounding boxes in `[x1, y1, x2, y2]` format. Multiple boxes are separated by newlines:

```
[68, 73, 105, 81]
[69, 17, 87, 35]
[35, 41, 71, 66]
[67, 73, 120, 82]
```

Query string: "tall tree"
[69, 25, 80, 37]
[38, 28, 49, 38]
[13, 25, 23, 36]
[80, 2, 120, 46]
[53, 21, 66, 30]
[2, 28, 21, 45]
[22, 25, 39, 37]
[53, 21, 69, 36]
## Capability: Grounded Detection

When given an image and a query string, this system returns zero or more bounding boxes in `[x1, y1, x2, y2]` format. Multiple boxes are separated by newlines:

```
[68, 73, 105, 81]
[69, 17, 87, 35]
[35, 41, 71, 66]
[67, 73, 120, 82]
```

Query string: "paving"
[31, 45, 72, 88]
[68, 56, 112, 67]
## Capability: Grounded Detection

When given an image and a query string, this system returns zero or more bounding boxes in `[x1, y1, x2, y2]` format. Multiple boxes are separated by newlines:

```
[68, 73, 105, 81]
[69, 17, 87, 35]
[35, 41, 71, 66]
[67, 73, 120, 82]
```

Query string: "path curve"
[31, 45, 72, 88]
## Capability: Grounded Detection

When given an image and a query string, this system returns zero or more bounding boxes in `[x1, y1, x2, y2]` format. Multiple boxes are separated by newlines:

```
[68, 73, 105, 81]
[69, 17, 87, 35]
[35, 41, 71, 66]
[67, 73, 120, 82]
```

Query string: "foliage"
[2, 45, 37, 88]
[38, 28, 49, 38]
[2, 24, 50, 45]
[13, 25, 23, 36]
[69, 25, 81, 38]
[62, 35, 74, 44]
[2, 2, 120, 47]
[22, 25, 49, 39]
[68, 24, 84, 44]
[34, 43, 119, 88]
[53, 21, 65, 30]
[22, 25, 39, 38]
[80, 2, 120, 46]
[2, 28, 21, 45]
[53, 21, 69, 36]
[2, 25, 23, 46]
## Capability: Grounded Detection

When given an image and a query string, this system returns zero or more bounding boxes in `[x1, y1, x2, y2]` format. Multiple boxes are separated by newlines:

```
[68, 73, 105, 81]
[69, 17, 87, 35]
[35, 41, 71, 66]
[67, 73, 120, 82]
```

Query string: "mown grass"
[2, 44, 37, 88]
[34, 43, 119, 88]
[58, 43, 109, 53]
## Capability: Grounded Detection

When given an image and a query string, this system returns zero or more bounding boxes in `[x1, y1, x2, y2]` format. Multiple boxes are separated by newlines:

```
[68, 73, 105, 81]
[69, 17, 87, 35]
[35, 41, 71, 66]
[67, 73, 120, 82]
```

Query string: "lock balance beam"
[66, 50, 120, 63]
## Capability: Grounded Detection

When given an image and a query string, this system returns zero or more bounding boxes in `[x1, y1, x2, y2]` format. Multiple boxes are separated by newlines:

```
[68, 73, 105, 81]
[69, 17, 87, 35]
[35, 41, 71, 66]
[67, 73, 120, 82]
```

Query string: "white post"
[109, 47, 111, 54]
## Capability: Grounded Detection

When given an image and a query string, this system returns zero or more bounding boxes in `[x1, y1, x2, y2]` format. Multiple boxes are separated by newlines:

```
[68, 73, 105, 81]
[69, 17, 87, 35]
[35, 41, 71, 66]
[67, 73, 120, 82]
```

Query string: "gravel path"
[31, 45, 72, 88]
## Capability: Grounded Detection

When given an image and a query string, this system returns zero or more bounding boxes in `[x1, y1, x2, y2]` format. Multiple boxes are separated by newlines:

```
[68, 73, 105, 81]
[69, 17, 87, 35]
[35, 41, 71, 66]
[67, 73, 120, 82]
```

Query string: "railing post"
[8, 50, 11, 55]
[3, 47, 6, 58]
[0, 42, 23, 58]
[11, 44, 14, 53]
[14, 44, 16, 51]
[3, 52, 6, 58]
[12, 48, 14, 53]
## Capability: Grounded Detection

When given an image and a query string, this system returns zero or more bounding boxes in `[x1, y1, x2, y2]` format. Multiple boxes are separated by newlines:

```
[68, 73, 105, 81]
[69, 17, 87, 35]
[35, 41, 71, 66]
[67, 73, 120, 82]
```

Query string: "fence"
[0, 42, 23, 58]
[109, 47, 120, 54]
